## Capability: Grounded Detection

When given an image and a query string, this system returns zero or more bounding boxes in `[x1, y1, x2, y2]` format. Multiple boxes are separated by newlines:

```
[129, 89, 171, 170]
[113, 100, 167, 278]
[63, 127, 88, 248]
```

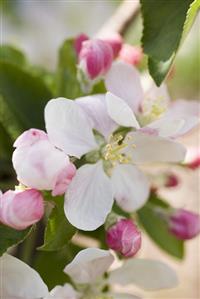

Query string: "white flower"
[46, 248, 178, 299]
[0, 253, 48, 299]
[45, 90, 186, 230]
[105, 61, 199, 138]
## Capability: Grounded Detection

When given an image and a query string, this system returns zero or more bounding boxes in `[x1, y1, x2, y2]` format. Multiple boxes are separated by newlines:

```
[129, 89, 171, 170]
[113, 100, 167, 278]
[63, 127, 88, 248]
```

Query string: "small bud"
[74, 33, 89, 55]
[164, 173, 179, 188]
[0, 189, 44, 230]
[184, 147, 200, 170]
[78, 39, 113, 84]
[106, 219, 141, 258]
[169, 209, 200, 240]
[12, 129, 76, 196]
[119, 44, 143, 66]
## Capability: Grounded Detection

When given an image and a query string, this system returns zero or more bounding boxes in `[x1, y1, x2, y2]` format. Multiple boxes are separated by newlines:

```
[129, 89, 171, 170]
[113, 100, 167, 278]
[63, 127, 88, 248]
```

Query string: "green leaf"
[0, 45, 27, 67]
[140, 0, 199, 85]
[0, 121, 13, 159]
[56, 39, 83, 99]
[34, 244, 82, 290]
[39, 197, 76, 251]
[0, 224, 33, 256]
[0, 61, 52, 130]
[137, 194, 184, 259]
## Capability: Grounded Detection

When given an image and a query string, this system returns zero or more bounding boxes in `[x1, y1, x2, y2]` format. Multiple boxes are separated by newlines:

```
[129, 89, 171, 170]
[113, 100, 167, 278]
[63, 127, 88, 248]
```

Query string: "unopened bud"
[0, 189, 44, 230]
[74, 33, 89, 55]
[106, 218, 141, 258]
[169, 209, 200, 240]
[101, 32, 123, 58]
[78, 39, 113, 90]
[165, 173, 179, 188]
[184, 147, 200, 170]
[119, 44, 143, 66]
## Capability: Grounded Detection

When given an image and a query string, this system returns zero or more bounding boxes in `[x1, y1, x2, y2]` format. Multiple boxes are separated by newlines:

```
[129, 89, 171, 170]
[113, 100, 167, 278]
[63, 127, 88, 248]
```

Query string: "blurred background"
[1, 1, 200, 298]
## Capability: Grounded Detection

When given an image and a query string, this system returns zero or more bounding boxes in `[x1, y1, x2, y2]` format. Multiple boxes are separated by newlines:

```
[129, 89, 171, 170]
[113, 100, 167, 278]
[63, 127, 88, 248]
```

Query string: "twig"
[96, 0, 140, 37]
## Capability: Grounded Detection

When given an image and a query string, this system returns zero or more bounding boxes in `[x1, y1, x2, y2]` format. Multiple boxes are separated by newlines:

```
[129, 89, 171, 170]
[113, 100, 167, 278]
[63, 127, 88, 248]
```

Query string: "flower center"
[103, 134, 132, 166]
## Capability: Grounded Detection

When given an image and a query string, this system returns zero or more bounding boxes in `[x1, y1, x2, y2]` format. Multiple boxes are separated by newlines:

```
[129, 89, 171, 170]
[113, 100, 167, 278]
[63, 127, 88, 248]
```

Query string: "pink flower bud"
[0, 189, 44, 230]
[74, 33, 89, 55]
[12, 129, 76, 195]
[101, 32, 123, 58]
[164, 173, 179, 188]
[78, 39, 113, 80]
[169, 209, 200, 240]
[119, 44, 143, 66]
[106, 219, 141, 258]
[184, 147, 200, 170]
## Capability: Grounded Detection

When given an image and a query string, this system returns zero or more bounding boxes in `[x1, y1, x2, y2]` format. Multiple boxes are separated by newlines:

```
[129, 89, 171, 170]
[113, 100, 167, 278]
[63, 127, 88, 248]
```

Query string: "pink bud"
[74, 33, 89, 55]
[106, 219, 141, 258]
[101, 32, 123, 58]
[0, 189, 44, 230]
[12, 129, 75, 195]
[119, 44, 143, 66]
[165, 173, 179, 188]
[184, 147, 200, 170]
[78, 39, 113, 80]
[169, 209, 200, 240]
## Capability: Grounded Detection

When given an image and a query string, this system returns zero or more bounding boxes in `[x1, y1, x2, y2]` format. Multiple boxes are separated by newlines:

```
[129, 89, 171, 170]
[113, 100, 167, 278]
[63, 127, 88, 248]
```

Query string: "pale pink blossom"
[12, 129, 76, 196]
[0, 188, 44, 230]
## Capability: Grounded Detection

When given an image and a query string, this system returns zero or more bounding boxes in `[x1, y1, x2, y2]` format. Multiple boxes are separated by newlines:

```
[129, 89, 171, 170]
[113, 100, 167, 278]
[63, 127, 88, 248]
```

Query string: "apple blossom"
[45, 96, 186, 231]
[45, 248, 178, 299]
[106, 218, 142, 257]
[119, 44, 143, 66]
[44, 283, 81, 299]
[105, 61, 199, 138]
[164, 173, 179, 188]
[0, 188, 44, 230]
[99, 32, 123, 57]
[0, 253, 48, 298]
[12, 129, 76, 196]
[169, 209, 200, 240]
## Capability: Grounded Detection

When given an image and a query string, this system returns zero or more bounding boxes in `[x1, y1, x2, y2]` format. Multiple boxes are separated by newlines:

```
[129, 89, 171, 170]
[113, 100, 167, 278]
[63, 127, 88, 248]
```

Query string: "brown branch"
[97, 0, 140, 37]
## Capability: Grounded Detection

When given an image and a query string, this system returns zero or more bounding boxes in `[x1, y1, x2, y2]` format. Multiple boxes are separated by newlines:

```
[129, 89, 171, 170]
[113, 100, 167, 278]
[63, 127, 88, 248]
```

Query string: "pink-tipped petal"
[14, 129, 48, 148]
[52, 163, 76, 196]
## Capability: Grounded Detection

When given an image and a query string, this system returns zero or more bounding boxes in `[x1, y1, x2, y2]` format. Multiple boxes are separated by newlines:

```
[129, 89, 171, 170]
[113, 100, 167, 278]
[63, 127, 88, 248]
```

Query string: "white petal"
[163, 99, 200, 137]
[168, 99, 200, 117]
[147, 116, 187, 138]
[126, 131, 186, 164]
[112, 293, 141, 299]
[64, 248, 114, 284]
[106, 92, 140, 128]
[44, 284, 80, 299]
[0, 254, 48, 298]
[105, 61, 144, 113]
[109, 259, 178, 291]
[76, 94, 117, 139]
[111, 164, 150, 212]
[64, 161, 113, 231]
[45, 98, 97, 158]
